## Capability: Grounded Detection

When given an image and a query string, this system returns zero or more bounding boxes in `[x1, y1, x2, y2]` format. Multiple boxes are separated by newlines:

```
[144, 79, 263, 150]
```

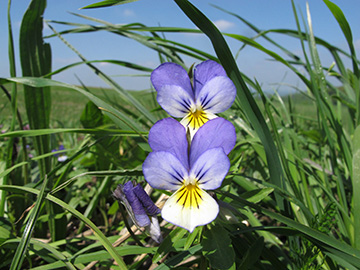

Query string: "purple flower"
[52, 145, 68, 162]
[113, 181, 162, 243]
[151, 60, 236, 138]
[142, 117, 236, 232]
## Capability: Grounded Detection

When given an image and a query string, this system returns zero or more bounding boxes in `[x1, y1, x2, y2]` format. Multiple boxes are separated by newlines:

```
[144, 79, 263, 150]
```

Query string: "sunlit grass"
[1, 0, 359, 269]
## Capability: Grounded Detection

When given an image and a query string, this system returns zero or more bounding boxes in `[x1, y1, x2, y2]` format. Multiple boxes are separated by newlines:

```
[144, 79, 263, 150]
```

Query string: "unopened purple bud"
[121, 182, 151, 227]
[133, 184, 160, 216]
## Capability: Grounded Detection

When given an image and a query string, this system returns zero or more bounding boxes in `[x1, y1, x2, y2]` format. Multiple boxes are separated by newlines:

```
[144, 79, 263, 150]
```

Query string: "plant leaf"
[202, 224, 235, 269]
[81, 0, 140, 9]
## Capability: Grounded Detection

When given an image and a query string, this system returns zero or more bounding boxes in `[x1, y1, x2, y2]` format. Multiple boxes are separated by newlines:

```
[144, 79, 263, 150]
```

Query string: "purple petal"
[190, 118, 236, 166]
[133, 184, 161, 216]
[190, 148, 230, 190]
[156, 85, 195, 118]
[151, 62, 194, 99]
[149, 118, 189, 170]
[58, 145, 65, 151]
[142, 151, 188, 191]
[193, 60, 227, 97]
[122, 181, 150, 227]
[195, 76, 236, 113]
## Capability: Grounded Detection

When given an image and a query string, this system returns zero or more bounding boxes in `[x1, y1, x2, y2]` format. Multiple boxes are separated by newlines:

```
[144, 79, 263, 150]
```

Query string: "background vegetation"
[1, 0, 360, 269]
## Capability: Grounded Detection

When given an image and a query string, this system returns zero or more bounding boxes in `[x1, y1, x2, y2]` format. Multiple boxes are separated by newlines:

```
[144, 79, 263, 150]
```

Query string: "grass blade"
[9, 176, 49, 270]
[81, 0, 140, 9]
[0, 185, 128, 270]
[174, 0, 287, 212]
[46, 22, 157, 125]
[323, 0, 359, 78]
[0, 77, 144, 132]
[0, 0, 18, 217]
[352, 125, 360, 248]
[19, 0, 58, 240]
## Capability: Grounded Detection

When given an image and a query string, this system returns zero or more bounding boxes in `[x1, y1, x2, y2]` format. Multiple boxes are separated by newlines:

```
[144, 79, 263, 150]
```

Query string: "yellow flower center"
[175, 183, 203, 208]
[185, 109, 209, 130]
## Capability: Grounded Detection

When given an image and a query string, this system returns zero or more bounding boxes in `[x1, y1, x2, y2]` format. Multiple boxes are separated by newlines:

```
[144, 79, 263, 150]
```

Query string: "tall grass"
[0, 0, 360, 269]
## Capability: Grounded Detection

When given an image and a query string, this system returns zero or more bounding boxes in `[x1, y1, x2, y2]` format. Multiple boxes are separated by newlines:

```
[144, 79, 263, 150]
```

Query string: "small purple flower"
[113, 181, 162, 243]
[142, 117, 236, 232]
[52, 145, 68, 162]
[151, 60, 236, 138]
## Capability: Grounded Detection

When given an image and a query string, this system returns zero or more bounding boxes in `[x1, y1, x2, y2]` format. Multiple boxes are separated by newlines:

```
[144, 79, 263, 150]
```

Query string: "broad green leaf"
[237, 237, 264, 270]
[19, 0, 57, 241]
[80, 101, 106, 128]
[202, 224, 235, 269]
[19, 0, 52, 173]
[0, 217, 12, 244]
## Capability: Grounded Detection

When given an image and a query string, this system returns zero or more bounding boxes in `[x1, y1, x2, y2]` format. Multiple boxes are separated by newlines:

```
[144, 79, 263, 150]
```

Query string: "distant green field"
[0, 84, 158, 128]
[1, 83, 321, 129]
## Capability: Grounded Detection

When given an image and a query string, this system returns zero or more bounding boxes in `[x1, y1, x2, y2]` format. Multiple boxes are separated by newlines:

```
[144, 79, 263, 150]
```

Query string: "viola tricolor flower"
[151, 60, 236, 138]
[52, 145, 68, 162]
[142, 117, 236, 232]
[113, 181, 162, 243]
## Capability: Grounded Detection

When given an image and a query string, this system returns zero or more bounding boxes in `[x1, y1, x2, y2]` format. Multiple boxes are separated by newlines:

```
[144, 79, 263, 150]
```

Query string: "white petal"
[161, 186, 219, 233]
[145, 216, 163, 243]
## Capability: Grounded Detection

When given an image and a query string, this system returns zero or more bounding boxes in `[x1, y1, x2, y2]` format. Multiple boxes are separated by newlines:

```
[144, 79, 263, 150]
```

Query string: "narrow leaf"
[82, 0, 140, 9]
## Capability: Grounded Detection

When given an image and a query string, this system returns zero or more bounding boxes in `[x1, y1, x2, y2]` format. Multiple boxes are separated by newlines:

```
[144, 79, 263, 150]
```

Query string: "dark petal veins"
[177, 99, 191, 111]
[121, 181, 151, 227]
[176, 186, 186, 203]
[171, 166, 185, 183]
[133, 184, 161, 216]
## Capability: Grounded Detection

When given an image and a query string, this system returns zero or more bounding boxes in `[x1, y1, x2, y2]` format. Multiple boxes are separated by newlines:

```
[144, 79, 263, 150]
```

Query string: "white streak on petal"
[143, 151, 188, 190]
[190, 148, 230, 190]
[157, 85, 195, 118]
[161, 187, 219, 233]
[196, 76, 236, 113]
[146, 216, 163, 243]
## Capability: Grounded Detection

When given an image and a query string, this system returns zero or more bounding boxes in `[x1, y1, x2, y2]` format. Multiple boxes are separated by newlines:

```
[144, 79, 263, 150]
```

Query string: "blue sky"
[1, 0, 359, 94]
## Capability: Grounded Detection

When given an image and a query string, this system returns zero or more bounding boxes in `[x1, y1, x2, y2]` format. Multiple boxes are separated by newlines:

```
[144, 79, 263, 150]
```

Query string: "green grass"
[0, 84, 157, 127]
[1, 0, 360, 269]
